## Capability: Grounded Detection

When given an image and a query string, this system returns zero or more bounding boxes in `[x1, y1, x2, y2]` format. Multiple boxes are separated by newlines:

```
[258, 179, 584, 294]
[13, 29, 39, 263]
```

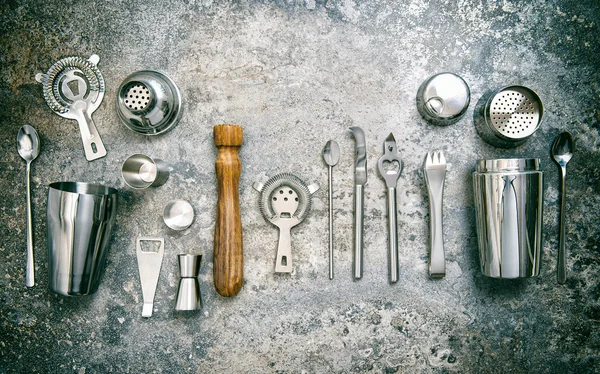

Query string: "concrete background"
[1, 0, 599, 372]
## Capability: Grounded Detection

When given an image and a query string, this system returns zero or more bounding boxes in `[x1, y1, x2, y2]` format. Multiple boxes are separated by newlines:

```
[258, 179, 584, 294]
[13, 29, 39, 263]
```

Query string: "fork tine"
[439, 150, 446, 165]
[425, 151, 433, 166]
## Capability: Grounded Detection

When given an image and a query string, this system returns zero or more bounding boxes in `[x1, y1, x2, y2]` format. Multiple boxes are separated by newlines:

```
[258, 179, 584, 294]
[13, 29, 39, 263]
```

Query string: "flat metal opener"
[377, 133, 403, 283]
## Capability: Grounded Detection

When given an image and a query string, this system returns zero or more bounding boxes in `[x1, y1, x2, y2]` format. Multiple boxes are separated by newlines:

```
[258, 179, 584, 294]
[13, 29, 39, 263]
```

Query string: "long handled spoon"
[323, 140, 340, 280]
[17, 125, 40, 287]
[551, 132, 574, 284]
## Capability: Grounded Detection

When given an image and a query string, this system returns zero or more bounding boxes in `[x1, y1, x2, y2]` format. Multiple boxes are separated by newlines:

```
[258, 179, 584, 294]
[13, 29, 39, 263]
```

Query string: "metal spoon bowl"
[551, 131, 574, 284]
[17, 125, 40, 287]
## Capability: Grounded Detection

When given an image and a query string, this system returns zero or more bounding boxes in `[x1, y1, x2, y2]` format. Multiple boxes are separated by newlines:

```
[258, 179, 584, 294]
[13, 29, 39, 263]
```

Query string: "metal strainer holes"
[489, 88, 541, 138]
[125, 84, 150, 111]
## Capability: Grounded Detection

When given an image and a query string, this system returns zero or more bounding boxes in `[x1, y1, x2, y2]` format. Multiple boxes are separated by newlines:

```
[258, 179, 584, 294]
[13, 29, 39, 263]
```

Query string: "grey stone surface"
[1, 0, 599, 372]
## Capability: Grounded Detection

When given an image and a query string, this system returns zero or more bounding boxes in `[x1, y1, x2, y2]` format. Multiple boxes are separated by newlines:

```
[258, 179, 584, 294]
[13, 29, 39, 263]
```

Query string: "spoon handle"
[25, 162, 34, 287]
[557, 166, 567, 284]
[328, 166, 334, 280]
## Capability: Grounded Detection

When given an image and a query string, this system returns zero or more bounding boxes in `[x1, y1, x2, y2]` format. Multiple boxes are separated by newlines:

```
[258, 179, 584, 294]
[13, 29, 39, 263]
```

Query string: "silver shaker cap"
[417, 72, 470, 126]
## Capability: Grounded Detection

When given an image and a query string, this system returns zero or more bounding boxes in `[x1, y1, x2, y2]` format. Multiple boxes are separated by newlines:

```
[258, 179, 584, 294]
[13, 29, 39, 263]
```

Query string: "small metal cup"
[121, 154, 169, 189]
[175, 254, 202, 311]
[47, 182, 118, 296]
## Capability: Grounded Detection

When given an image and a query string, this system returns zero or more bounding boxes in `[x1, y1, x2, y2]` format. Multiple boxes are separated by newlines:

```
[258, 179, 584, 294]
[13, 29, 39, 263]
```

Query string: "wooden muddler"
[213, 124, 244, 297]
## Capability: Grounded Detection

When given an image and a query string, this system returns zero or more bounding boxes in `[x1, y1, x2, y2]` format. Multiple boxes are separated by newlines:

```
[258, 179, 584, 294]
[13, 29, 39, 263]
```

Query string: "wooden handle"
[213, 124, 244, 297]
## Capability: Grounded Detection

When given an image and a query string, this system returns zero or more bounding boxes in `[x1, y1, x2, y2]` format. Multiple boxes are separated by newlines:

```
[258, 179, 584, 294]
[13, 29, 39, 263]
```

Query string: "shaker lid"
[417, 73, 470, 122]
[476, 158, 540, 173]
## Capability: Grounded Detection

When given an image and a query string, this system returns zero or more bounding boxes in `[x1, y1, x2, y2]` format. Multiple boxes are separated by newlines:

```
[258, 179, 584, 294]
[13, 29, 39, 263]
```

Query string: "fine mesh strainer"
[116, 70, 183, 135]
[475, 85, 544, 148]
[253, 173, 319, 273]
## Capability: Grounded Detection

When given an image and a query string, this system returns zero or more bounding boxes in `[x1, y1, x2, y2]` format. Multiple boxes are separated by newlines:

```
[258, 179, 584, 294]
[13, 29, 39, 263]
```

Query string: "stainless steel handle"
[557, 166, 567, 284]
[25, 162, 34, 287]
[387, 187, 398, 283]
[275, 226, 293, 273]
[353, 184, 364, 279]
[328, 166, 334, 280]
[427, 181, 445, 278]
[77, 113, 107, 161]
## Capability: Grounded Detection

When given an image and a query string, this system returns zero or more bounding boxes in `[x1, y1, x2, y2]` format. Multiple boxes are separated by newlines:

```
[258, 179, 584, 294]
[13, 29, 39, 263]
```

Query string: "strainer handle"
[76, 113, 106, 161]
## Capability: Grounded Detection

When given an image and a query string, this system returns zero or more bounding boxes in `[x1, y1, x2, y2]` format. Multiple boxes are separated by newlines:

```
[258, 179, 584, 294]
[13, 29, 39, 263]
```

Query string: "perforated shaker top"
[489, 86, 542, 139]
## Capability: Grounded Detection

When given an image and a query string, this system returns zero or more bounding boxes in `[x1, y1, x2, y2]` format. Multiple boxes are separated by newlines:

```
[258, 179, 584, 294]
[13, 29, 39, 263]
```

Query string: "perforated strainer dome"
[116, 70, 183, 135]
[124, 83, 150, 111]
[489, 86, 541, 139]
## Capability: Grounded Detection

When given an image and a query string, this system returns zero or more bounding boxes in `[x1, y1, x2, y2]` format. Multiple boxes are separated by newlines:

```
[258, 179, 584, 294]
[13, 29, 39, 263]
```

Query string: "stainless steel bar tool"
[163, 199, 194, 231]
[121, 154, 169, 189]
[36, 54, 107, 161]
[323, 140, 340, 280]
[416, 72, 470, 126]
[424, 151, 447, 278]
[136, 237, 164, 317]
[473, 159, 543, 278]
[47, 182, 118, 296]
[551, 132, 574, 284]
[175, 254, 202, 311]
[254, 173, 319, 273]
[349, 127, 367, 280]
[117, 70, 183, 135]
[377, 134, 402, 283]
[17, 125, 40, 287]
[474, 85, 544, 148]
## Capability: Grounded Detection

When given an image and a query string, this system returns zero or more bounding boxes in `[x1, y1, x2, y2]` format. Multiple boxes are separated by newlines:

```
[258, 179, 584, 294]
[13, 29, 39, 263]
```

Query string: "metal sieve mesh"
[489, 87, 541, 139]
[125, 83, 150, 111]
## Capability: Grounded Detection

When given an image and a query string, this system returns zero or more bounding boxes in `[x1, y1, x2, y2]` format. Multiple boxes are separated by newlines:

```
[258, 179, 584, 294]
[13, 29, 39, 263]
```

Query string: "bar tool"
[116, 70, 183, 135]
[121, 154, 169, 189]
[416, 72, 470, 126]
[424, 151, 447, 278]
[136, 236, 164, 317]
[551, 132, 575, 284]
[254, 173, 319, 273]
[163, 199, 194, 231]
[473, 159, 543, 278]
[47, 182, 118, 296]
[322, 140, 340, 280]
[377, 134, 402, 283]
[35, 54, 107, 161]
[17, 125, 40, 287]
[213, 124, 244, 296]
[175, 254, 202, 311]
[349, 127, 367, 280]
[474, 85, 543, 148]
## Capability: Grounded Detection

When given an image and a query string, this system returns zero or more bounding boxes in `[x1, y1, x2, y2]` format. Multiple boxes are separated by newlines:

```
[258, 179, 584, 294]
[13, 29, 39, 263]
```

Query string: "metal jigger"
[175, 254, 202, 311]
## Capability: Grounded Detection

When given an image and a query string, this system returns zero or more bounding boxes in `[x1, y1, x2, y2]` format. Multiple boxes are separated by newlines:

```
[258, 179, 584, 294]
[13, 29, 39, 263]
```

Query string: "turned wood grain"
[213, 124, 244, 297]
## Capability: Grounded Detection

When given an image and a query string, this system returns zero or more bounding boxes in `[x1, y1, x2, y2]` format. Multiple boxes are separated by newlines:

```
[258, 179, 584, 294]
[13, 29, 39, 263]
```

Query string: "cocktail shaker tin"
[473, 159, 543, 278]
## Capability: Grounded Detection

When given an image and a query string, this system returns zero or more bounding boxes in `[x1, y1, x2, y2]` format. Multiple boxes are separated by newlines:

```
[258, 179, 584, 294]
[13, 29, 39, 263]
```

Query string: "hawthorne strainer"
[475, 85, 544, 148]
[35, 54, 107, 161]
[253, 173, 319, 273]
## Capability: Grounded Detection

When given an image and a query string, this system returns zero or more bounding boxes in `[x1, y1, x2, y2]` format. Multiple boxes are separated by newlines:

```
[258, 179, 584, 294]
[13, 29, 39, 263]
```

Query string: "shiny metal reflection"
[47, 182, 118, 296]
[175, 254, 202, 311]
[473, 159, 543, 278]
[121, 154, 169, 189]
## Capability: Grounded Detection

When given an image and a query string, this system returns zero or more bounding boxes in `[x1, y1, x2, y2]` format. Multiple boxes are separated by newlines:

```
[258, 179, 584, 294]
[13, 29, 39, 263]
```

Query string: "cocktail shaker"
[473, 159, 543, 278]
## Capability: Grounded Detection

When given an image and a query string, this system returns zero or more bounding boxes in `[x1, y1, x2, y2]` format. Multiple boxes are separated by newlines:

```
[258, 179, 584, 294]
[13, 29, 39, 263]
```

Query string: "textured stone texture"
[1, 0, 599, 373]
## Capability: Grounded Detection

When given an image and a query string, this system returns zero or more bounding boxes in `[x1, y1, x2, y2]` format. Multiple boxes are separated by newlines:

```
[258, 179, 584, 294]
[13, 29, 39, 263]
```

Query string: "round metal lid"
[417, 72, 470, 125]
[163, 200, 194, 230]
